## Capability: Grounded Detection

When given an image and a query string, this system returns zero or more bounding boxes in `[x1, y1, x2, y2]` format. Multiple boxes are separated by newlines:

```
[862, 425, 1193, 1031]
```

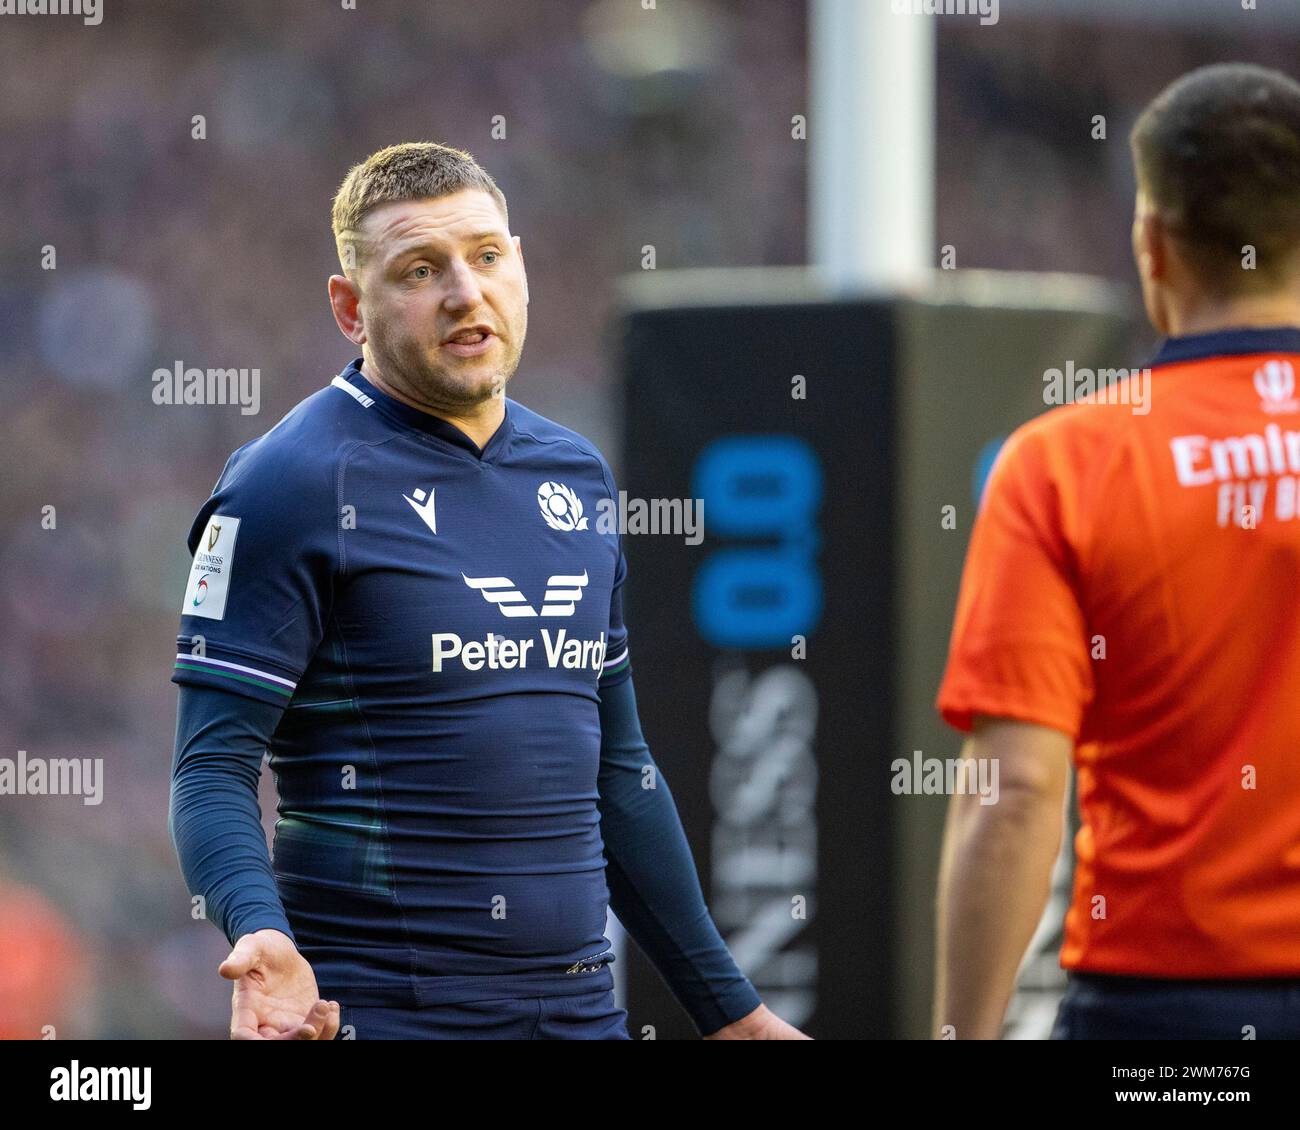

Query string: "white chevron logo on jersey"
[403, 486, 437, 534]
[462, 571, 589, 617]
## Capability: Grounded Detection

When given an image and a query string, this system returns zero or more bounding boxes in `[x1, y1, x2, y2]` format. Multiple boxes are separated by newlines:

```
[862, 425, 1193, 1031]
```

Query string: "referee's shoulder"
[1005, 382, 1140, 461]
[984, 390, 1142, 508]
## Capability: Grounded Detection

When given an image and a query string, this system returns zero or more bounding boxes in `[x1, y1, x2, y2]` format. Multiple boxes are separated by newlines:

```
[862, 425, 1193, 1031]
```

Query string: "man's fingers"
[230, 1000, 266, 1040]
[320, 1002, 341, 1041]
[229, 993, 332, 1041]
[289, 1000, 332, 1040]
[301, 1000, 340, 1041]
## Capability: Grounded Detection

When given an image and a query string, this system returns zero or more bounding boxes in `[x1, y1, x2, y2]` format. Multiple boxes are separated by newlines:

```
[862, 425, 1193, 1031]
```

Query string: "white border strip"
[174, 653, 297, 690]
[331, 375, 374, 407]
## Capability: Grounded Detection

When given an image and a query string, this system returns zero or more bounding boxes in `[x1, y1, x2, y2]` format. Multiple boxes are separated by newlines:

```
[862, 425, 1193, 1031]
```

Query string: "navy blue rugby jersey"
[172, 358, 633, 1003]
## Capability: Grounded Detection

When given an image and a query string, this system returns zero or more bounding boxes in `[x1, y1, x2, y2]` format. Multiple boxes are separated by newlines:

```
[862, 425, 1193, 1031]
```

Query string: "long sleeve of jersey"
[596, 673, 761, 1035]
[169, 682, 297, 947]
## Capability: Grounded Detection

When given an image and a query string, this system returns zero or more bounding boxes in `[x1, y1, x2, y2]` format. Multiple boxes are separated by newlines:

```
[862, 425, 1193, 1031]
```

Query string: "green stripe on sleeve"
[174, 662, 295, 697]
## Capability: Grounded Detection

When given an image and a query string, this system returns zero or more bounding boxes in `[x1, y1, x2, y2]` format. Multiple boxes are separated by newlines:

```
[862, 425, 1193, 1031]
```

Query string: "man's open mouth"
[442, 327, 495, 356]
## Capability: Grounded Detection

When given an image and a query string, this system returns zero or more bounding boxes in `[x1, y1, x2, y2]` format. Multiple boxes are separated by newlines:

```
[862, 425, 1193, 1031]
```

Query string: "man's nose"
[441, 260, 484, 313]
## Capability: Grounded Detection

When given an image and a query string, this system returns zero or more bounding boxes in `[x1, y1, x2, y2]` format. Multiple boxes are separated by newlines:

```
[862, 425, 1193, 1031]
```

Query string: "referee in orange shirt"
[934, 63, 1300, 1040]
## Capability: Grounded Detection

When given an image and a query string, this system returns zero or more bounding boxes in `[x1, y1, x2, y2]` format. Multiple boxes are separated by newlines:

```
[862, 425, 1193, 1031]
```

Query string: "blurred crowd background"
[1, 0, 1297, 1037]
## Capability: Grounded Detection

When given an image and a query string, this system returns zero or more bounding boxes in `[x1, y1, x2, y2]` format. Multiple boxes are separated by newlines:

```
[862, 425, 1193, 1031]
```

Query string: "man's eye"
[410, 265, 433, 279]
[480, 251, 499, 265]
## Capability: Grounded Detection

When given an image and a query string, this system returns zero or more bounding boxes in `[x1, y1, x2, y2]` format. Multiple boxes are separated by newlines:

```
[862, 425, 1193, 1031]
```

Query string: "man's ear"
[1132, 193, 1167, 284]
[514, 235, 528, 306]
[328, 273, 366, 345]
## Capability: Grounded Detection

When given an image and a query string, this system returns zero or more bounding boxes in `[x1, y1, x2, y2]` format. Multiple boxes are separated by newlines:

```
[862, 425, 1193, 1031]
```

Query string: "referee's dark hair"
[1131, 63, 1300, 293]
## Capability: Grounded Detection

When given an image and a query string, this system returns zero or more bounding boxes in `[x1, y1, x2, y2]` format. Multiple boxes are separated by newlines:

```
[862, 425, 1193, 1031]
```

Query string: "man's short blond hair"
[331, 142, 509, 275]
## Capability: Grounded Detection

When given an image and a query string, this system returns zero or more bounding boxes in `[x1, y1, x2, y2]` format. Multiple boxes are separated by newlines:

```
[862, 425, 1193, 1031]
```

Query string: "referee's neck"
[1163, 290, 1300, 338]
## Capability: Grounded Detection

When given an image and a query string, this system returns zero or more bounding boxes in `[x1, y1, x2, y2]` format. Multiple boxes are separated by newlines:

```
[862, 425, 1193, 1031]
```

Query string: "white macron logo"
[462, 571, 589, 617]
[404, 486, 437, 534]
[1254, 360, 1299, 414]
[538, 481, 588, 531]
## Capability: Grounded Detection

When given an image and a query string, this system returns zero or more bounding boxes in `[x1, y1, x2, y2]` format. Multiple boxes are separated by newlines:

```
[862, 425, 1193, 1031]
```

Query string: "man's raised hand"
[219, 929, 340, 1040]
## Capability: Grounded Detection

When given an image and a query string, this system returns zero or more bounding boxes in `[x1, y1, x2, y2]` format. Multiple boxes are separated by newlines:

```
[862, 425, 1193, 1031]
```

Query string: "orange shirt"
[937, 326, 1300, 978]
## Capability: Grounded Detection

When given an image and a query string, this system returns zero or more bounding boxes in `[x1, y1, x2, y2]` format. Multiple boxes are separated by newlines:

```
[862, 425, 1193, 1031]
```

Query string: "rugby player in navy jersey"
[168, 142, 807, 1040]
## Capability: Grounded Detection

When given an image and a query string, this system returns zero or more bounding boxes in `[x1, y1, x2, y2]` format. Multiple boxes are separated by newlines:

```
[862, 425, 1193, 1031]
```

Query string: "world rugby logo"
[1254, 359, 1299, 414]
[537, 481, 588, 531]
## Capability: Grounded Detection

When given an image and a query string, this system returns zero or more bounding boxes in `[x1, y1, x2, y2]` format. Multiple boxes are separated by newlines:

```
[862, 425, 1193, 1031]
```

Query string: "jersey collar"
[1147, 325, 1300, 368]
[337, 358, 514, 461]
